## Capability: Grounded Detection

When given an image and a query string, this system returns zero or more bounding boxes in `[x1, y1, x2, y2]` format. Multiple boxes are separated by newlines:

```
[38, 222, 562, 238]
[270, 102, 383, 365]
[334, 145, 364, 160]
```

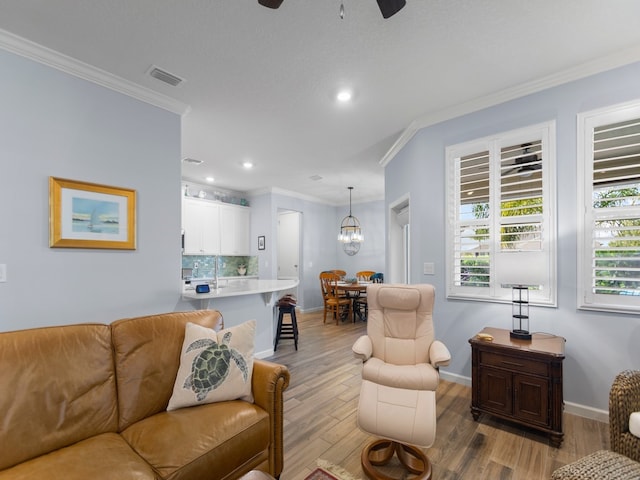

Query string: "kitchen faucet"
[213, 256, 219, 289]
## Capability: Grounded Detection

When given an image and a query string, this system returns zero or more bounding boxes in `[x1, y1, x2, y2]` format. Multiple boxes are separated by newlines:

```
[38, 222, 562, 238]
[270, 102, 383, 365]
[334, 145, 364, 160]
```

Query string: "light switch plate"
[0, 264, 6, 282]
[423, 262, 434, 275]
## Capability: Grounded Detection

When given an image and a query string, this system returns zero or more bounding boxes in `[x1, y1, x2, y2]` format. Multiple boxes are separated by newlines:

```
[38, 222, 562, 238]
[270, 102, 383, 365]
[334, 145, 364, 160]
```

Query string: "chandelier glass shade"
[338, 187, 363, 256]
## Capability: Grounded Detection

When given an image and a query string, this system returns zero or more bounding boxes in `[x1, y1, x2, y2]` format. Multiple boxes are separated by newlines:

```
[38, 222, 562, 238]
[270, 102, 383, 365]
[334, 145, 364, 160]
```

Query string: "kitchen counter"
[182, 278, 299, 306]
[180, 278, 299, 357]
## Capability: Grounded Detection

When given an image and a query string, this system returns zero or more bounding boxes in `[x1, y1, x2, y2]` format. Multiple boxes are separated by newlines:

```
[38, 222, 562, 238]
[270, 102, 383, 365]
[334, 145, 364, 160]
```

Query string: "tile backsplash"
[182, 255, 258, 279]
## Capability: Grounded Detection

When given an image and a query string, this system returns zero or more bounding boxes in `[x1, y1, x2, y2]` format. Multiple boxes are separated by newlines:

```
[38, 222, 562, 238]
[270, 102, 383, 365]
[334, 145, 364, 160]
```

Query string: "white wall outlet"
[423, 262, 435, 275]
[0, 264, 6, 282]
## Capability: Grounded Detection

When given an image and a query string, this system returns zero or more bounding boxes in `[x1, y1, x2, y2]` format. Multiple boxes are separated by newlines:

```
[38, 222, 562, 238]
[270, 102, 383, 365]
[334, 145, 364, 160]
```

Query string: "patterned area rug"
[304, 459, 362, 480]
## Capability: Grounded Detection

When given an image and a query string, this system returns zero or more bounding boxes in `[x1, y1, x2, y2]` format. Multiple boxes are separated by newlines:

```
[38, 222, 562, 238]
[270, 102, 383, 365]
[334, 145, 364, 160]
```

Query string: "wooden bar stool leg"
[275, 304, 298, 351]
[274, 308, 284, 351]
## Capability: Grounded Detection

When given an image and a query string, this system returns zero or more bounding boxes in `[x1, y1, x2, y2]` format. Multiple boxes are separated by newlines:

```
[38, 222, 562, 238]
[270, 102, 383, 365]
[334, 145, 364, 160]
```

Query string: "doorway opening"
[389, 196, 410, 284]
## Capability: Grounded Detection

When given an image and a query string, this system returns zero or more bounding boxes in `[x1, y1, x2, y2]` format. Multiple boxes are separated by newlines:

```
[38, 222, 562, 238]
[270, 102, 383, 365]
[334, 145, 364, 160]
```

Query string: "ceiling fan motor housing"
[258, 0, 406, 18]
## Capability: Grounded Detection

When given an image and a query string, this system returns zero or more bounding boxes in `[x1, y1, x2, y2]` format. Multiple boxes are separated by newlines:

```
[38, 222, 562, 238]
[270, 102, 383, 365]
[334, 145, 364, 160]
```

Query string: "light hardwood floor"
[265, 309, 608, 480]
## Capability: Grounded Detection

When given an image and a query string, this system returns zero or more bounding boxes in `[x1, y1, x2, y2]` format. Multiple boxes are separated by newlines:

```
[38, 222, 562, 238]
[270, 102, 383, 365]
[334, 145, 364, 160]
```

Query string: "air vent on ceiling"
[149, 66, 184, 87]
[182, 157, 204, 165]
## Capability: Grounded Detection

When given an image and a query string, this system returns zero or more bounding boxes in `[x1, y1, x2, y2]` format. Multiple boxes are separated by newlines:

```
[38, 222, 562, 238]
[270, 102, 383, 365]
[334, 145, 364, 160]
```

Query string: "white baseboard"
[564, 401, 609, 423]
[439, 370, 609, 423]
[441, 370, 471, 387]
[255, 348, 274, 359]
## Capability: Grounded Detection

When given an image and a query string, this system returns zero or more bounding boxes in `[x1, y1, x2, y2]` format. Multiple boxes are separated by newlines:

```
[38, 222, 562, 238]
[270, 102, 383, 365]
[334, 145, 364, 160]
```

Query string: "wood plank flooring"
[265, 310, 609, 480]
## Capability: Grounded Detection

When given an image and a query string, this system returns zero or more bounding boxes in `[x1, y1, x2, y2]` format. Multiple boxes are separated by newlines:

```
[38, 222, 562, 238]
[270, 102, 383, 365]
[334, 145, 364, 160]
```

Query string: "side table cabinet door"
[513, 373, 549, 427]
[479, 367, 512, 416]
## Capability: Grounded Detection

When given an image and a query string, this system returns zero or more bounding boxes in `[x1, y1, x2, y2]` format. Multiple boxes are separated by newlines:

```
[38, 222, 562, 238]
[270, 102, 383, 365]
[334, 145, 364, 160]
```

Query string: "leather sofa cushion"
[121, 400, 270, 480]
[111, 310, 224, 431]
[0, 432, 157, 480]
[0, 324, 118, 471]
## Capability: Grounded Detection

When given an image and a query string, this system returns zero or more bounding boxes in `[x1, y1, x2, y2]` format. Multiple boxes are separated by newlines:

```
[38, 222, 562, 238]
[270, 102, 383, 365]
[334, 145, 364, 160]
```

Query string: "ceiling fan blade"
[258, 0, 284, 9]
[376, 0, 406, 18]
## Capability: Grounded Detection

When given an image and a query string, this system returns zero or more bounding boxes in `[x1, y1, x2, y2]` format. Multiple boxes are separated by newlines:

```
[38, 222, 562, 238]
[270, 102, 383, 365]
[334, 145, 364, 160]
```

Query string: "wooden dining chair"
[355, 271, 375, 281]
[320, 272, 351, 325]
[332, 269, 347, 280]
[353, 271, 375, 322]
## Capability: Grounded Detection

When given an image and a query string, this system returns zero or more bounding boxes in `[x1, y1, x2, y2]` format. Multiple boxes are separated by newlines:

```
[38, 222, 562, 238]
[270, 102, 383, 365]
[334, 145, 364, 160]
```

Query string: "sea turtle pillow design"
[167, 320, 255, 411]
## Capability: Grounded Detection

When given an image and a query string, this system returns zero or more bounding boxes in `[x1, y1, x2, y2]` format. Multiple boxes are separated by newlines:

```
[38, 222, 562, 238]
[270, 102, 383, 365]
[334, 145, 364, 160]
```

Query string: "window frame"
[445, 121, 557, 306]
[577, 100, 640, 314]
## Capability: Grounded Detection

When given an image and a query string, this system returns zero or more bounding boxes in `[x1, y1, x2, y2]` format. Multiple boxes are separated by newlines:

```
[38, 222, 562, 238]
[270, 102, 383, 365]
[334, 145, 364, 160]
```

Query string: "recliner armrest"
[353, 335, 373, 361]
[429, 340, 451, 368]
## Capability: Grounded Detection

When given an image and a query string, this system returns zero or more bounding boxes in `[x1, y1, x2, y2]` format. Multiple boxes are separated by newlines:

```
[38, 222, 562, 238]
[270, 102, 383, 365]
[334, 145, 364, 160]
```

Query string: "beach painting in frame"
[49, 177, 136, 249]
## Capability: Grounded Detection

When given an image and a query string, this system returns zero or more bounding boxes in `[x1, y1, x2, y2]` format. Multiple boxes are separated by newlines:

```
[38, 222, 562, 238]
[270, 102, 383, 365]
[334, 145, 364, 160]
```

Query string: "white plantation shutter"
[578, 103, 640, 313]
[455, 150, 491, 290]
[446, 123, 556, 305]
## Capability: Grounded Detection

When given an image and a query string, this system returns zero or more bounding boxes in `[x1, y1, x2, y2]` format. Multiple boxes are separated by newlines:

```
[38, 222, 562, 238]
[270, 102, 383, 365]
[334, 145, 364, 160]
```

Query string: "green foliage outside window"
[592, 187, 640, 295]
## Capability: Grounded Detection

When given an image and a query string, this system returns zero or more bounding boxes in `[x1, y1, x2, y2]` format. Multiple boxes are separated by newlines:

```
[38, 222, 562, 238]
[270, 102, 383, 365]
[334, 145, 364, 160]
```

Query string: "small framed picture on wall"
[258, 235, 265, 250]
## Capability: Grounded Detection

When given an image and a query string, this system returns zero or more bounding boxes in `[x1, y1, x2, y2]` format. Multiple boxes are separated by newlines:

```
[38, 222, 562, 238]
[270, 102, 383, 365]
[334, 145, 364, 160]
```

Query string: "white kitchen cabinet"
[182, 198, 250, 255]
[219, 204, 251, 255]
[182, 198, 220, 254]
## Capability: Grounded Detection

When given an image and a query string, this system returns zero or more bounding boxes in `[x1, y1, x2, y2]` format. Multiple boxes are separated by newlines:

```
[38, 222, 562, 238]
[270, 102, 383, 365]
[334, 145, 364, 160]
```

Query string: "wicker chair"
[551, 370, 640, 479]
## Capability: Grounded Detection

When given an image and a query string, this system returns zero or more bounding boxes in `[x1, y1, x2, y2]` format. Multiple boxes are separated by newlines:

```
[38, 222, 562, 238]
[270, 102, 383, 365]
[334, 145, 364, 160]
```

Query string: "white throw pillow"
[630, 411, 640, 439]
[167, 320, 255, 411]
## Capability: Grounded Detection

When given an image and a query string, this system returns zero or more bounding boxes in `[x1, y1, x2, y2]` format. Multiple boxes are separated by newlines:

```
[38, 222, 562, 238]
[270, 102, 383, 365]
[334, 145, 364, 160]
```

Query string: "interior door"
[277, 211, 300, 279]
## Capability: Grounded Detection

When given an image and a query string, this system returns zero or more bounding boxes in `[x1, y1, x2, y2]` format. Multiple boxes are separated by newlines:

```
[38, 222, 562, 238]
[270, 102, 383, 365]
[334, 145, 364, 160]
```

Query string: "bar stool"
[274, 295, 298, 351]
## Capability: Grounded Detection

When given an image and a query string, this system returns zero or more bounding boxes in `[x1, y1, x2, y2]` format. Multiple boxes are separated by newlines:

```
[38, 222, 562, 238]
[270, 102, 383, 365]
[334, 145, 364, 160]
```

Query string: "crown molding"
[250, 186, 334, 205]
[380, 45, 640, 167]
[0, 28, 190, 116]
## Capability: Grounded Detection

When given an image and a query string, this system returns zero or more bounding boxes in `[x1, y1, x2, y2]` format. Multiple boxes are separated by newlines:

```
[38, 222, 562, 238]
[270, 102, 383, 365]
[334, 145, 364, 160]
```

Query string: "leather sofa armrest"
[251, 359, 290, 477]
[352, 335, 373, 362]
[429, 340, 451, 368]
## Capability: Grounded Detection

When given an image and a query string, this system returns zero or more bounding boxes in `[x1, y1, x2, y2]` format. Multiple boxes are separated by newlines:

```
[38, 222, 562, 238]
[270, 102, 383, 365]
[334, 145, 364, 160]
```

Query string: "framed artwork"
[258, 235, 265, 250]
[49, 177, 136, 249]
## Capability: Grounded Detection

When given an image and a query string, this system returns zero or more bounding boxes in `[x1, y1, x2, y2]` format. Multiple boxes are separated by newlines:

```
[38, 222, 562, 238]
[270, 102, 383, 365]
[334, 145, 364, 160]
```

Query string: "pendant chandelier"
[338, 186, 363, 256]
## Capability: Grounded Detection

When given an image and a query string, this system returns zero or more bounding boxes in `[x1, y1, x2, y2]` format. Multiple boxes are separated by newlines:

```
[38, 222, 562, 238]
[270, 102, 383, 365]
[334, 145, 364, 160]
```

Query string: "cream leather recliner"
[352, 284, 451, 480]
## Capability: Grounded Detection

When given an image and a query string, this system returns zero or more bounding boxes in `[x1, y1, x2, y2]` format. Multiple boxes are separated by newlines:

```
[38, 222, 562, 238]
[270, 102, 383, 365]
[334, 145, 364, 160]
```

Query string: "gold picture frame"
[49, 177, 136, 249]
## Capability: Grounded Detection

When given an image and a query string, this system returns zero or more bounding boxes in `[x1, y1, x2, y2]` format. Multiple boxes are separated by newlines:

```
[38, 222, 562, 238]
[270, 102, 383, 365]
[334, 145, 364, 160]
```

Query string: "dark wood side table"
[469, 327, 566, 447]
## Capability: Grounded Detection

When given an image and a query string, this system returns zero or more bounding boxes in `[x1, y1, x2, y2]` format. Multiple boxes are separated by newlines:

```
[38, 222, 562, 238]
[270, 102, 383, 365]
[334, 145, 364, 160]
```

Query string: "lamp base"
[510, 329, 532, 340]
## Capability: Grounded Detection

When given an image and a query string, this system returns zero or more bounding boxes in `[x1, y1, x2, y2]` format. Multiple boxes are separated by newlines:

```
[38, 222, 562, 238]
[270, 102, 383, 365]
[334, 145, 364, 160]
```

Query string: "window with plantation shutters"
[578, 102, 640, 313]
[446, 122, 556, 305]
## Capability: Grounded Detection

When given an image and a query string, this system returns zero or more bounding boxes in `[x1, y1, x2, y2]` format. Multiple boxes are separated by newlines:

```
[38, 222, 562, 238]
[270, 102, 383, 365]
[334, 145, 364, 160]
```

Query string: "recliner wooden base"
[361, 439, 432, 480]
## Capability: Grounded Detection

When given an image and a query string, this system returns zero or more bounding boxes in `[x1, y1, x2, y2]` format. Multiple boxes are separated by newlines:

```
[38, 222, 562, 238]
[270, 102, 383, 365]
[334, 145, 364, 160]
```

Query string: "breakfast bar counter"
[182, 278, 299, 307]
[180, 278, 299, 358]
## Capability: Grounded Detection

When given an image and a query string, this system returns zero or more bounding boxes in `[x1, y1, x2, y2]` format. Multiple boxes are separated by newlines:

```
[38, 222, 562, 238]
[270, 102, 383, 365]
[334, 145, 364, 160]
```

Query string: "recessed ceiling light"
[206, 176, 215, 183]
[336, 89, 352, 103]
[242, 161, 254, 169]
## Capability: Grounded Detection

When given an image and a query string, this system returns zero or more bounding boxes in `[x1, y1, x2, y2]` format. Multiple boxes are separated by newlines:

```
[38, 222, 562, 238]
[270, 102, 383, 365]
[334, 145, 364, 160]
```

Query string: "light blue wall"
[385, 61, 640, 413]
[248, 191, 385, 312]
[336, 199, 385, 278]
[0, 49, 182, 330]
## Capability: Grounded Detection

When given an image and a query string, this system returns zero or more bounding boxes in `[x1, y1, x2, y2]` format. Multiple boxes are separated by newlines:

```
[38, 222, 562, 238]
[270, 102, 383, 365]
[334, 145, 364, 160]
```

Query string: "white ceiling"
[2, 0, 640, 205]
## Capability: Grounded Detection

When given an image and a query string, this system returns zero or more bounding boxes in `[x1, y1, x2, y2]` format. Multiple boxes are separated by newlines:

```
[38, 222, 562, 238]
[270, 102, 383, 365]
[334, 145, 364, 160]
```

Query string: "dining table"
[336, 281, 370, 322]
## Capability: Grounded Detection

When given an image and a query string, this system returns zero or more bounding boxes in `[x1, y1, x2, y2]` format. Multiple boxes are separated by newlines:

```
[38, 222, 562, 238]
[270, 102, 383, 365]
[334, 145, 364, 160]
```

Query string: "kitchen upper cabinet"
[182, 198, 250, 255]
[219, 204, 251, 255]
[182, 198, 220, 254]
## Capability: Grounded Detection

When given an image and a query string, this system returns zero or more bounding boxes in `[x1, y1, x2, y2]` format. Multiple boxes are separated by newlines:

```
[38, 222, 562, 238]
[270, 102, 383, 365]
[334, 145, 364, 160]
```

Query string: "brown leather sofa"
[0, 310, 290, 480]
